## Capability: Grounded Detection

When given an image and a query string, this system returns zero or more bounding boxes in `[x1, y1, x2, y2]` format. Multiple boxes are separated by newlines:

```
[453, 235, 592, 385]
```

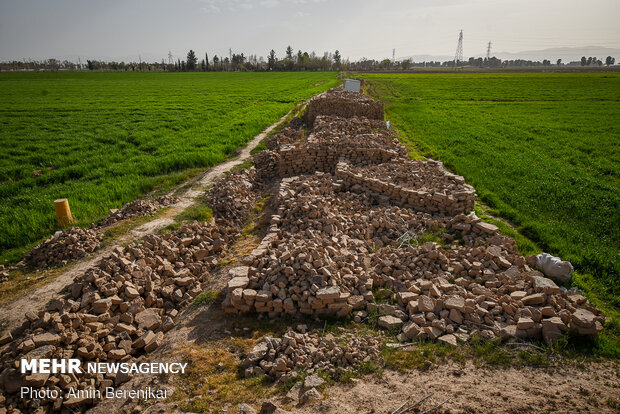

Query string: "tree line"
[0, 47, 616, 72]
[580, 56, 615, 66]
[169, 47, 344, 72]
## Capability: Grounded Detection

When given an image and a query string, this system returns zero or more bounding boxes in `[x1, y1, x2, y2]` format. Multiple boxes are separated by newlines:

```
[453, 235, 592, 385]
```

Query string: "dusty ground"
[290, 362, 620, 414]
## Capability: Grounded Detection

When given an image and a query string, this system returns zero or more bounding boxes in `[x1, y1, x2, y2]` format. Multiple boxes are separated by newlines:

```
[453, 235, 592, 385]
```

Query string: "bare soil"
[289, 362, 620, 414]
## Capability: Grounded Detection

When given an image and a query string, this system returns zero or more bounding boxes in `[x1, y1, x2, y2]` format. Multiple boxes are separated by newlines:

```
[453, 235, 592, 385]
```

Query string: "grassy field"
[364, 72, 619, 307]
[0, 71, 338, 263]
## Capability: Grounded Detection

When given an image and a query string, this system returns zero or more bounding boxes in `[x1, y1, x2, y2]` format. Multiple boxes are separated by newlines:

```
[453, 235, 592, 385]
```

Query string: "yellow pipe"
[54, 198, 73, 226]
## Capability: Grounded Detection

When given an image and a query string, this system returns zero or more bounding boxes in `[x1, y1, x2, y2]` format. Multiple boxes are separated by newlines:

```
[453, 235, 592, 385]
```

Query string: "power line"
[486, 41, 492, 60]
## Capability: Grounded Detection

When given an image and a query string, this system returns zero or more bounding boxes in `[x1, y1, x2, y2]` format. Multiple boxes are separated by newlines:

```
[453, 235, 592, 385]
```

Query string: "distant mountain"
[396, 54, 453, 63]
[494, 46, 620, 62]
[399, 46, 620, 63]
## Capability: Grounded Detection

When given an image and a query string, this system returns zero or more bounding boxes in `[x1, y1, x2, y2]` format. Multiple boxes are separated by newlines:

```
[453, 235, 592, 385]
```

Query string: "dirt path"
[0, 105, 299, 332]
[287, 361, 620, 414]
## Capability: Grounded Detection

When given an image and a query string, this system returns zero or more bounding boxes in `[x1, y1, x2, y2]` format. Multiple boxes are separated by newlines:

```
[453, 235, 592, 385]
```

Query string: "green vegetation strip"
[364, 72, 619, 308]
[0, 72, 338, 263]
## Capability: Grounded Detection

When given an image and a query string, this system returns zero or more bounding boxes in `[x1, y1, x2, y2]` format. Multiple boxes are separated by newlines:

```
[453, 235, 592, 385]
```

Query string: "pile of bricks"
[23, 227, 103, 268]
[0, 222, 238, 411]
[207, 169, 258, 226]
[303, 89, 384, 126]
[95, 195, 179, 229]
[226, 88, 604, 348]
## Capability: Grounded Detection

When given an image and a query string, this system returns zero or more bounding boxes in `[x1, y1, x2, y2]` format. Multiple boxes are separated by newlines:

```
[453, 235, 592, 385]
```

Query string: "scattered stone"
[438, 334, 458, 346]
[572, 309, 596, 328]
[95, 195, 179, 228]
[239, 403, 258, 414]
[517, 317, 535, 330]
[259, 400, 281, 414]
[300, 387, 322, 404]
[522, 293, 545, 306]
[242, 329, 380, 380]
[283, 383, 303, 404]
[534, 252, 574, 284]
[0, 332, 13, 346]
[304, 374, 325, 389]
[542, 317, 567, 342]
[378, 315, 403, 330]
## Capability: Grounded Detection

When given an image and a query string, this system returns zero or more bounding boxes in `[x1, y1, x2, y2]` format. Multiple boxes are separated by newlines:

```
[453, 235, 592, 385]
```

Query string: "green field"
[0, 72, 338, 262]
[365, 73, 619, 306]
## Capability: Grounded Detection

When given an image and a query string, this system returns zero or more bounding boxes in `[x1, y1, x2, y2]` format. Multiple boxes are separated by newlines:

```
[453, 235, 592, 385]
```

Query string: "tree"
[286, 46, 293, 60]
[606, 56, 616, 66]
[186, 50, 197, 71]
[556, 59, 562, 66]
[581, 56, 587, 66]
[268, 49, 276, 70]
[205, 53, 209, 71]
[333, 50, 341, 69]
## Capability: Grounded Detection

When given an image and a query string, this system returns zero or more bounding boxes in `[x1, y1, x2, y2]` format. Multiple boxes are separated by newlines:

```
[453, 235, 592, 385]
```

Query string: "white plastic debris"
[535, 252, 574, 284]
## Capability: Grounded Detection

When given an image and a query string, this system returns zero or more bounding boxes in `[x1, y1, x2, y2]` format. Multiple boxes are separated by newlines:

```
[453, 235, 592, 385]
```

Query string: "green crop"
[0, 71, 338, 262]
[364, 72, 619, 305]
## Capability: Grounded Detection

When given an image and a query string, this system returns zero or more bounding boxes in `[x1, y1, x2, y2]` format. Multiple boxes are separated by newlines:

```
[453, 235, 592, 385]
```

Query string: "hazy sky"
[1, 0, 619, 62]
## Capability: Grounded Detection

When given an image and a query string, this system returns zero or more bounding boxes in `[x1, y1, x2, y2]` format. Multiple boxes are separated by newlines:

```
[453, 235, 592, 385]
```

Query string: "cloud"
[200, 0, 326, 13]
[200, 0, 255, 13]
[260, 0, 280, 7]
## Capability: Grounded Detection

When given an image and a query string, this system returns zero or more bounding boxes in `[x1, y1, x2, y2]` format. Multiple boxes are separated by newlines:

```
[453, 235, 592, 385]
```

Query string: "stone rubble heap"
[224, 87, 604, 348]
[207, 168, 259, 226]
[224, 173, 451, 317]
[23, 227, 103, 268]
[242, 327, 381, 381]
[0, 222, 238, 412]
[302, 90, 384, 126]
[277, 115, 407, 179]
[336, 158, 476, 215]
[253, 150, 281, 188]
[265, 122, 304, 152]
[95, 195, 179, 229]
